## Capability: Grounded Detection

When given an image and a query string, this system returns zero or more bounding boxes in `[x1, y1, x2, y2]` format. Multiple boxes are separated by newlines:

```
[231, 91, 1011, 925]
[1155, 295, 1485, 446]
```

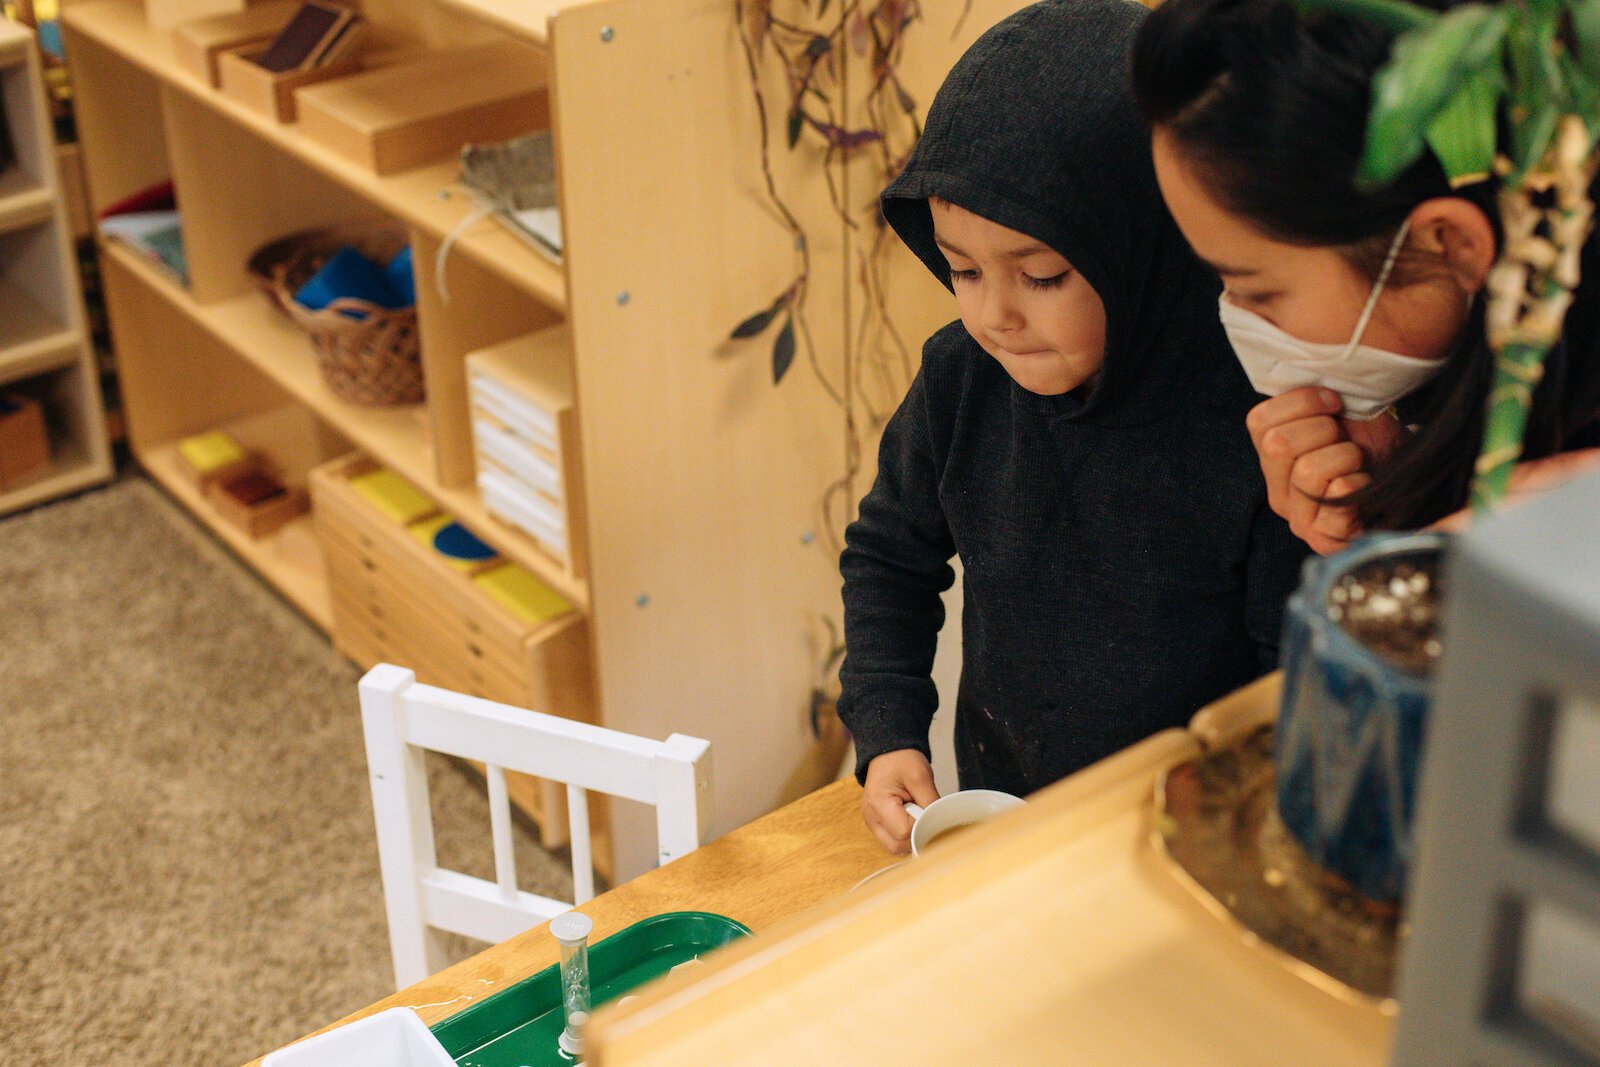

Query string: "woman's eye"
[1229, 289, 1277, 309]
[1024, 271, 1069, 290]
[950, 268, 980, 284]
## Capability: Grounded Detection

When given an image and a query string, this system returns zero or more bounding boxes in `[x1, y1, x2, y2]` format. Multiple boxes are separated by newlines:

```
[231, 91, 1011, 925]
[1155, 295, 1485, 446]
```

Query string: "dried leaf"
[848, 11, 871, 56]
[809, 118, 882, 149]
[894, 78, 916, 114]
[731, 303, 782, 339]
[744, 0, 771, 48]
[773, 317, 797, 383]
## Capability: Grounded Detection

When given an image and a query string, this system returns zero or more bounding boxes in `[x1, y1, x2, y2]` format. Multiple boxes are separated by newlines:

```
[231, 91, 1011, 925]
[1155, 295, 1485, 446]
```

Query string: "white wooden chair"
[359, 663, 712, 989]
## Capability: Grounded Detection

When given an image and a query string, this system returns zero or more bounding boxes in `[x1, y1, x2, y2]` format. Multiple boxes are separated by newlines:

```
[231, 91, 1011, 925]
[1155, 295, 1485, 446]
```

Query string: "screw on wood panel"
[600, 25, 615, 41]
[801, 531, 816, 545]
[636, 594, 650, 607]
[616, 290, 630, 305]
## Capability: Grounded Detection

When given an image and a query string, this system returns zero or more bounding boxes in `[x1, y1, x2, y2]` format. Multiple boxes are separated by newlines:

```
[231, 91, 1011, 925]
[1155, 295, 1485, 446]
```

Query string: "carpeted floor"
[0, 473, 572, 1064]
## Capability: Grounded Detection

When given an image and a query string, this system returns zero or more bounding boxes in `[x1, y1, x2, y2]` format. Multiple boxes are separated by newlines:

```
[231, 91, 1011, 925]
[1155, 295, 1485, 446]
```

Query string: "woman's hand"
[1246, 387, 1402, 555]
[1430, 449, 1600, 532]
[860, 749, 940, 855]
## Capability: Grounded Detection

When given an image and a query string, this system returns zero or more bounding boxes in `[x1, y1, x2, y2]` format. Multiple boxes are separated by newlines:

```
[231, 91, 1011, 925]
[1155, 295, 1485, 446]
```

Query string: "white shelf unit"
[0, 18, 111, 518]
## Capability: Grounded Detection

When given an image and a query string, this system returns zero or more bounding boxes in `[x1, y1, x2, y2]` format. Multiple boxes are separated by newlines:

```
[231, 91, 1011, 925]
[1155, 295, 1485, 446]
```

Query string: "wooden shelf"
[430, 0, 570, 44]
[102, 238, 590, 609]
[0, 170, 54, 232]
[61, 0, 567, 312]
[0, 441, 106, 518]
[140, 439, 334, 631]
[0, 275, 77, 366]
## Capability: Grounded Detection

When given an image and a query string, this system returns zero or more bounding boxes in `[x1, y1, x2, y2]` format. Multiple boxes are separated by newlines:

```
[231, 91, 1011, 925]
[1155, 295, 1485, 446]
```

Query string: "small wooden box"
[0, 393, 50, 489]
[206, 465, 309, 537]
[294, 41, 549, 175]
[174, 1, 299, 86]
[175, 429, 255, 490]
[217, 45, 360, 123]
[145, 0, 247, 31]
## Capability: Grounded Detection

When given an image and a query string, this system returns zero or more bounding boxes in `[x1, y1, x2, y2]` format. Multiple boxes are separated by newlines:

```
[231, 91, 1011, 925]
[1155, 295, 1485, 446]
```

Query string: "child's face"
[932, 200, 1107, 396]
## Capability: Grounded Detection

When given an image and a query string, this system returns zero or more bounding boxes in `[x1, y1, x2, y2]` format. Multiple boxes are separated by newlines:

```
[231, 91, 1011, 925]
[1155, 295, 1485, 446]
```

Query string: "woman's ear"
[1408, 197, 1497, 292]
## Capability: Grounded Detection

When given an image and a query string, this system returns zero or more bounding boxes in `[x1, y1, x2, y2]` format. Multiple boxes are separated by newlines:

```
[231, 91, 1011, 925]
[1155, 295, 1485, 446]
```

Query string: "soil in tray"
[432, 912, 749, 1067]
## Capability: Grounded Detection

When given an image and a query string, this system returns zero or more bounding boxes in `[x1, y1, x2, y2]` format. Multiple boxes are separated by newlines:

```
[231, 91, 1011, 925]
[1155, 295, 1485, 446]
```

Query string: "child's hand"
[861, 749, 940, 855]
[1247, 388, 1399, 556]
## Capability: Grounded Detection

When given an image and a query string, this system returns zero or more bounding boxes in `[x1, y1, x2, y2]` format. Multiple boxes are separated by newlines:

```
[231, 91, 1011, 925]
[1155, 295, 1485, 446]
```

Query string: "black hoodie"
[836, 0, 1309, 794]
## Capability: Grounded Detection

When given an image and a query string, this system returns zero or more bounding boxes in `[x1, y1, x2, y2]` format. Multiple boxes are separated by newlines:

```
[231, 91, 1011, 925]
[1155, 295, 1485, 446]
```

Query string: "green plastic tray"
[431, 911, 750, 1066]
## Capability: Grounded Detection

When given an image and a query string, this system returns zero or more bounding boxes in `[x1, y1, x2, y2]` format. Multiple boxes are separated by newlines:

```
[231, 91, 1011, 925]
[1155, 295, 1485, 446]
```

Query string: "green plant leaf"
[1510, 99, 1560, 181]
[787, 107, 804, 149]
[1500, 13, 1561, 182]
[772, 316, 797, 383]
[1358, 4, 1511, 187]
[1424, 59, 1504, 185]
[1558, 52, 1600, 143]
[1572, 0, 1600, 82]
[1292, 0, 1435, 34]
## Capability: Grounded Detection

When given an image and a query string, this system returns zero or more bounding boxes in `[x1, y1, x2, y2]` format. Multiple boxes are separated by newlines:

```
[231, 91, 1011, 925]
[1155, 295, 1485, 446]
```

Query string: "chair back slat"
[486, 764, 518, 899]
[422, 869, 568, 944]
[567, 784, 595, 904]
[398, 685, 662, 802]
[359, 665, 712, 990]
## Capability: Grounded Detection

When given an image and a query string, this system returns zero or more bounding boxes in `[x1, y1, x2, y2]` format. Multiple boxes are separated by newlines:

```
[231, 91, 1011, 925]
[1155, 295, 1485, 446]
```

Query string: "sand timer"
[550, 912, 594, 1058]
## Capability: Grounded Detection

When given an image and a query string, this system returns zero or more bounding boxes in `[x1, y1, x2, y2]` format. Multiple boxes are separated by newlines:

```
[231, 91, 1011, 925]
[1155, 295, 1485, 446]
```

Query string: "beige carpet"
[0, 473, 573, 1064]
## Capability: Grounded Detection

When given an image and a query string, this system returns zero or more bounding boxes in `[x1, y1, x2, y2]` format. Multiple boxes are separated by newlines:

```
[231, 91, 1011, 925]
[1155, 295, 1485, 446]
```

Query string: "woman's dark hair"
[1131, 0, 1600, 531]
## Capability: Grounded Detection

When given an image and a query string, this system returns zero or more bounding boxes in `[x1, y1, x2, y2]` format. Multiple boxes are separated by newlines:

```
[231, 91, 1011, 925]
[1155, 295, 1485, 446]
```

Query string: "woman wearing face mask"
[1130, 0, 1600, 553]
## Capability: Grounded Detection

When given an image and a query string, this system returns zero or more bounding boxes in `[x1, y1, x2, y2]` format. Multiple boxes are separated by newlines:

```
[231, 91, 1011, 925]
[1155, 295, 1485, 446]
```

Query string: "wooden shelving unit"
[61, 0, 1016, 875]
[0, 18, 112, 518]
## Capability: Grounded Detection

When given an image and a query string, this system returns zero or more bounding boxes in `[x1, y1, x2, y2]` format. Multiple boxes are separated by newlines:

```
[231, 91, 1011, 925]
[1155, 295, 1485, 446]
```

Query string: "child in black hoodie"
[837, 0, 1309, 853]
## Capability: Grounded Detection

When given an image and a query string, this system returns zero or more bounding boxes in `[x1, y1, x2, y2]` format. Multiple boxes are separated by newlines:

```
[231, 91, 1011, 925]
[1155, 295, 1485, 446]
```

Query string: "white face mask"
[1218, 221, 1445, 421]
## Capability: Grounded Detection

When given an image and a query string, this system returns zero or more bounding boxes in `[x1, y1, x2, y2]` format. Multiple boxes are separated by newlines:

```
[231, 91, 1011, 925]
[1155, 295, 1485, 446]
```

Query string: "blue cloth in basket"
[293, 247, 408, 318]
[384, 246, 416, 306]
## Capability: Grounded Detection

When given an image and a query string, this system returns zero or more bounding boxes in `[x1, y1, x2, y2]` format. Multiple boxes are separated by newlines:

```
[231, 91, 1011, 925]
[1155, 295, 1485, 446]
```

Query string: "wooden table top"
[586, 675, 1395, 1067]
[242, 777, 888, 1065]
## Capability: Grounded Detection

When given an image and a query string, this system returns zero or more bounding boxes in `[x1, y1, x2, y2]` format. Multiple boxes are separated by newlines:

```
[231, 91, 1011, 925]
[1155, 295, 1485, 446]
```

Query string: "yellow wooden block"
[348, 467, 437, 524]
[473, 562, 571, 626]
[178, 430, 247, 473]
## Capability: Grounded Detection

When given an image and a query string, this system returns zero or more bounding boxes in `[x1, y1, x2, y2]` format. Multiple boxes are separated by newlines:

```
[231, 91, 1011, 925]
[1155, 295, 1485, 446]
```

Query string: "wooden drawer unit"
[310, 454, 595, 724]
[466, 327, 588, 582]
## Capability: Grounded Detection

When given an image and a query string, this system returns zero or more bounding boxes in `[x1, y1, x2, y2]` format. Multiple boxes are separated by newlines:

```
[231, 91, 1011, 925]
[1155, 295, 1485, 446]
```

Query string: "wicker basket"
[247, 224, 424, 406]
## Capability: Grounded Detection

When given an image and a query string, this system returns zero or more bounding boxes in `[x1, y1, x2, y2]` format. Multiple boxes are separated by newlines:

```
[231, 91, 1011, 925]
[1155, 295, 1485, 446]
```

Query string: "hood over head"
[883, 0, 1251, 421]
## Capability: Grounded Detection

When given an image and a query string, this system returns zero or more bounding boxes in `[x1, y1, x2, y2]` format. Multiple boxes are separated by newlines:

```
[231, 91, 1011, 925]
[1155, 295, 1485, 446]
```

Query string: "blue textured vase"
[1275, 532, 1449, 904]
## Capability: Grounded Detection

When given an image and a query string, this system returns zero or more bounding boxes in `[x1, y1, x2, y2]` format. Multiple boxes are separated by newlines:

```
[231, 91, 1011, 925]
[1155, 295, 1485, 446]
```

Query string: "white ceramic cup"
[903, 789, 1024, 856]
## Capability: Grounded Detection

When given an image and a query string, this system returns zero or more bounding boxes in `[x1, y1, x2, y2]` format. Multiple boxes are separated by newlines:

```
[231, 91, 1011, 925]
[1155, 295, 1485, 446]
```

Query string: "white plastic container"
[260, 1007, 456, 1067]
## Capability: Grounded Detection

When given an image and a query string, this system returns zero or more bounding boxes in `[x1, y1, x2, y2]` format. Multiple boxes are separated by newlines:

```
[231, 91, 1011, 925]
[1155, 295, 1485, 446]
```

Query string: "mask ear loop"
[1340, 217, 1413, 361]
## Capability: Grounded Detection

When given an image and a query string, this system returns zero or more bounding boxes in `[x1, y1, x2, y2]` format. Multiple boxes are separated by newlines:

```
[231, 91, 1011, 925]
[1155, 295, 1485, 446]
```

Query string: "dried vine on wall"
[730, 0, 925, 557]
